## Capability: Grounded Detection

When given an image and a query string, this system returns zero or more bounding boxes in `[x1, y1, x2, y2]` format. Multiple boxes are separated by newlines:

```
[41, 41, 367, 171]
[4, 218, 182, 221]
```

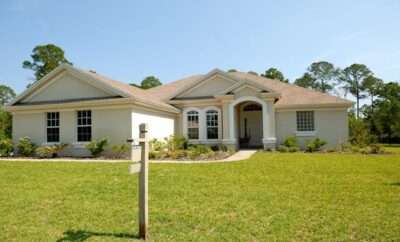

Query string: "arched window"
[206, 110, 219, 139]
[187, 110, 199, 139]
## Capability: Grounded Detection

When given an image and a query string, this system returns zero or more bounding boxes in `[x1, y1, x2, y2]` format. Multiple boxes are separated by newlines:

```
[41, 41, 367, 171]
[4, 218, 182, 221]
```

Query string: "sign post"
[128, 123, 149, 240]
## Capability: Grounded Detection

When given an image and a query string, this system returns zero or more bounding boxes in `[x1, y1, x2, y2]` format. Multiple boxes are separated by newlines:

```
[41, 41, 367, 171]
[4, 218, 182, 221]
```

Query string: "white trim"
[203, 106, 222, 140]
[295, 131, 317, 137]
[182, 107, 202, 141]
[229, 96, 269, 141]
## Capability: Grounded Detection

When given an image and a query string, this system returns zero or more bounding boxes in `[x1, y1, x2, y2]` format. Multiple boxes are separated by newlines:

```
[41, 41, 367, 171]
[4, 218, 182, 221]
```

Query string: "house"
[5, 64, 352, 156]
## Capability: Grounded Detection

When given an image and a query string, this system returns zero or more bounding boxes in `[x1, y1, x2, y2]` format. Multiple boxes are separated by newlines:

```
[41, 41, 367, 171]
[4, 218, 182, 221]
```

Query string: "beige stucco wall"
[24, 73, 111, 103]
[12, 108, 132, 157]
[275, 109, 349, 148]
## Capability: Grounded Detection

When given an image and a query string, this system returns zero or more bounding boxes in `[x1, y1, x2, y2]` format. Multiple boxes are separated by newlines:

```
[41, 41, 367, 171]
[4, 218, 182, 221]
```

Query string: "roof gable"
[10, 64, 131, 105]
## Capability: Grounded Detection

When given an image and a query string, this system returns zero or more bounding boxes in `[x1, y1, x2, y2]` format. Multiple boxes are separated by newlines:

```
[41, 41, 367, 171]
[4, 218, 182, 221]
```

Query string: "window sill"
[295, 131, 316, 137]
[72, 142, 90, 148]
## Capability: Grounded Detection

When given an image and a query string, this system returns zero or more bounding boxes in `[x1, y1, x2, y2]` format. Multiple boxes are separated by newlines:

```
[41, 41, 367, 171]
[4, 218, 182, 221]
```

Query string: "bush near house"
[278, 136, 300, 153]
[85, 138, 108, 157]
[149, 136, 233, 160]
[16, 137, 36, 157]
[109, 144, 130, 159]
[306, 138, 327, 152]
[0, 137, 13, 157]
[35, 144, 68, 158]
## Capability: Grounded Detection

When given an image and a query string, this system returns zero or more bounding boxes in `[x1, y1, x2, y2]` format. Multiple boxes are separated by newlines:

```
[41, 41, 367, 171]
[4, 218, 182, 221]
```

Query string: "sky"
[1, 0, 399, 99]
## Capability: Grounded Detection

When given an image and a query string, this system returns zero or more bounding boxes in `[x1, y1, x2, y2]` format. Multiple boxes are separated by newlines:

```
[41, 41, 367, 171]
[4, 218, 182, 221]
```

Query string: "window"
[296, 111, 314, 131]
[77, 110, 92, 142]
[46, 112, 59, 142]
[206, 110, 218, 139]
[187, 110, 199, 139]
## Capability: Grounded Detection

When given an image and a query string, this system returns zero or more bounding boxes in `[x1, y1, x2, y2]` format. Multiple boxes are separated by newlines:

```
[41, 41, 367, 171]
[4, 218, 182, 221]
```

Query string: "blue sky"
[1, 0, 399, 96]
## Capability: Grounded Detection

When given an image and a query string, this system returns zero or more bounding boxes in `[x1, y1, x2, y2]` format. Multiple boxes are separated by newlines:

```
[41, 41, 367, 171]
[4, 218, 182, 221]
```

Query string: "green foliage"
[85, 138, 108, 157]
[288, 146, 300, 153]
[294, 73, 317, 89]
[17, 137, 36, 156]
[110, 144, 130, 159]
[277, 145, 289, 153]
[339, 63, 372, 118]
[165, 135, 187, 151]
[0, 85, 16, 105]
[362, 75, 384, 104]
[150, 138, 167, 152]
[35, 144, 68, 158]
[364, 82, 400, 143]
[261, 67, 289, 83]
[187, 145, 214, 159]
[227, 69, 237, 72]
[0, 138, 13, 157]
[349, 114, 373, 146]
[283, 136, 298, 148]
[0, 108, 12, 138]
[140, 76, 162, 89]
[306, 138, 327, 152]
[23, 44, 72, 82]
[307, 61, 339, 93]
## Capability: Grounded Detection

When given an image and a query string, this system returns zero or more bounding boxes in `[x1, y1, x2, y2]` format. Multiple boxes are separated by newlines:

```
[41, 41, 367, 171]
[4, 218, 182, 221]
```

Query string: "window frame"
[46, 112, 60, 143]
[76, 110, 92, 143]
[206, 109, 219, 140]
[296, 111, 315, 133]
[186, 110, 199, 140]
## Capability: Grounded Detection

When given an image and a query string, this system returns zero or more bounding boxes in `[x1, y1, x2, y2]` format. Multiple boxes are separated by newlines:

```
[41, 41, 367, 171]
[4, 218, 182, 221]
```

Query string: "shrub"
[277, 145, 289, 153]
[167, 150, 187, 159]
[369, 144, 384, 154]
[17, 137, 36, 156]
[110, 144, 130, 159]
[288, 146, 300, 153]
[306, 138, 327, 152]
[0, 138, 13, 157]
[149, 151, 163, 160]
[165, 135, 187, 151]
[187, 145, 214, 159]
[85, 138, 108, 157]
[349, 117, 375, 147]
[150, 139, 166, 152]
[35, 144, 68, 158]
[283, 136, 298, 148]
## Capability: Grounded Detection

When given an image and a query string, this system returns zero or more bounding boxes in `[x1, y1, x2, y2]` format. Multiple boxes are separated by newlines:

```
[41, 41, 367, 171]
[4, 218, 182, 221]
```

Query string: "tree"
[307, 61, 339, 93]
[261, 68, 289, 83]
[23, 44, 72, 82]
[140, 76, 162, 89]
[294, 73, 317, 89]
[339, 64, 372, 119]
[362, 75, 384, 105]
[0, 85, 16, 105]
[364, 82, 400, 143]
[0, 109, 12, 138]
[227, 69, 237, 72]
[129, 82, 142, 88]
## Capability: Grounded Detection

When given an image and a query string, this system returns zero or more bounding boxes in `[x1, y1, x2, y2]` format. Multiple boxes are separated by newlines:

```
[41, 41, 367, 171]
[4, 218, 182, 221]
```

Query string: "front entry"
[237, 102, 263, 148]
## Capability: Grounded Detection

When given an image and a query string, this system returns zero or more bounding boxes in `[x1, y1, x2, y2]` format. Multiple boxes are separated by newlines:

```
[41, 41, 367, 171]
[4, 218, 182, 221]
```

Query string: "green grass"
[384, 144, 400, 154]
[1, 153, 400, 241]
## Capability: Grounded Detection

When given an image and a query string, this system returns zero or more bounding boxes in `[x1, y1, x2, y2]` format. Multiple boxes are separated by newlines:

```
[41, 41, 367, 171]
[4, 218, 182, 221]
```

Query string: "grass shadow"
[57, 229, 139, 241]
[388, 182, 400, 186]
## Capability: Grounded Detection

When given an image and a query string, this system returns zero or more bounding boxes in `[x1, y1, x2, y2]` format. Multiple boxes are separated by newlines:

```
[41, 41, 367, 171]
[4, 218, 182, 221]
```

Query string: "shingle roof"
[228, 72, 352, 107]
[74, 67, 352, 109]
[144, 71, 352, 108]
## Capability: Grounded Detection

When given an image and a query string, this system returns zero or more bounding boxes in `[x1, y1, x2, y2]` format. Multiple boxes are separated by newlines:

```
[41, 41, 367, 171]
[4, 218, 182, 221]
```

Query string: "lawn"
[1, 153, 400, 241]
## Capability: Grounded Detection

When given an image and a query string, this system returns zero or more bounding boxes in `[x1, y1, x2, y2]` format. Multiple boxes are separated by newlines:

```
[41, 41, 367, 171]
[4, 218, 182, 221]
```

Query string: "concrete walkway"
[0, 150, 258, 164]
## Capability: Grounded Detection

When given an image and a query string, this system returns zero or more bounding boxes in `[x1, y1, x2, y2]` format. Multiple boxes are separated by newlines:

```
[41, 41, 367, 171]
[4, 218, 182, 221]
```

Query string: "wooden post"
[138, 123, 149, 240]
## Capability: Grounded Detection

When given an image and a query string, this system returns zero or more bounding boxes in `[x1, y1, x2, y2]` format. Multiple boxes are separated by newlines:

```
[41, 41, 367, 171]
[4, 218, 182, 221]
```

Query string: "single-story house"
[5, 64, 352, 156]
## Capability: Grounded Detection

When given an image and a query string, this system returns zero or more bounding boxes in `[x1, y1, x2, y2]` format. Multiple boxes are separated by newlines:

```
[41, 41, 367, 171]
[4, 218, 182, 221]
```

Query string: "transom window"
[296, 111, 315, 131]
[77, 110, 92, 142]
[206, 110, 218, 139]
[46, 112, 59, 142]
[187, 111, 199, 140]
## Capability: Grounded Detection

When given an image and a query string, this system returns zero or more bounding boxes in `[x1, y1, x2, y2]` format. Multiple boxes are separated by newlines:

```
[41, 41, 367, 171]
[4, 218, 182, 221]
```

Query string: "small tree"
[261, 67, 289, 83]
[0, 85, 16, 105]
[23, 44, 72, 82]
[140, 76, 162, 89]
[86, 138, 108, 157]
